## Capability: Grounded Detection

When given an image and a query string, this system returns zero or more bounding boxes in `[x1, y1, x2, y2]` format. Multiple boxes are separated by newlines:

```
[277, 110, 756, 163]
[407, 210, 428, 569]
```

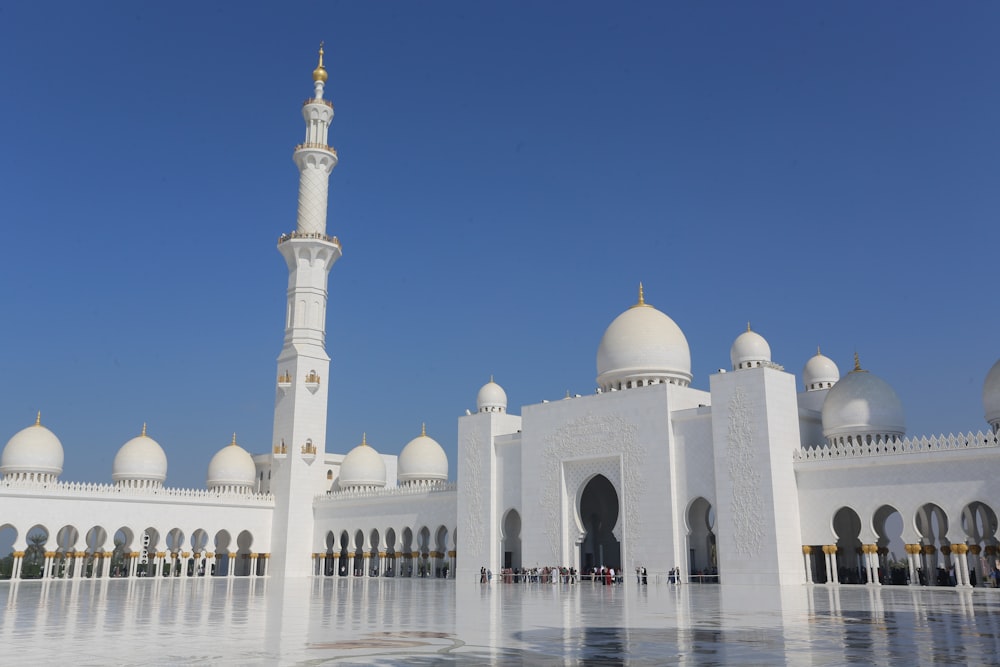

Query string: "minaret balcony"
[273, 441, 288, 459]
[304, 371, 322, 393]
[277, 371, 292, 393]
[303, 98, 334, 109]
[294, 142, 337, 156]
[301, 440, 317, 462]
[277, 231, 341, 249]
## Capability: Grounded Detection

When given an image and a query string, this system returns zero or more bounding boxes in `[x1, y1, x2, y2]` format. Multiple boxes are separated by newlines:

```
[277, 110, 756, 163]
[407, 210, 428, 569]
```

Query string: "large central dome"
[596, 286, 692, 391]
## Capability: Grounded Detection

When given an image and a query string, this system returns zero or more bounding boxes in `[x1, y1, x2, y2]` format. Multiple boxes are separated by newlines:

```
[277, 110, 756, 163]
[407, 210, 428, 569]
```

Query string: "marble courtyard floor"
[3, 576, 1000, 665]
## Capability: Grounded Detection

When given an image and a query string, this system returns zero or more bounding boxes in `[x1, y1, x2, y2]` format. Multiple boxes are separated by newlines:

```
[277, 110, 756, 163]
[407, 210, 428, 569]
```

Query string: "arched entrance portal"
[687, 497, 717, 582]
[502, 509, 521, 571]
[579, 475, 620, 575]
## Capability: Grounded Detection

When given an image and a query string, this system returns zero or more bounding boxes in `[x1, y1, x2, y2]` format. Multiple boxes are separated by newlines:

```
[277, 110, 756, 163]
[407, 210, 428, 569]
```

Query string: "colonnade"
[313, 549, 456, 578]
[6, 550, 270, 580]
[802, 543, 986, 588]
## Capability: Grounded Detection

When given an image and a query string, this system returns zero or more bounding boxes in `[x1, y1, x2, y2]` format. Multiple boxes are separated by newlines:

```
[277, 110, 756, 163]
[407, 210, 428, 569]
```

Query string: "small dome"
[0, 413, 64, 478]
[730, 325, 771, 370]
[803, 348, 840, 391]
[983, 359, 1000, 430]
[596, 285, 691, 390]
[112, 425, 168, 484]
[398, 425, 448, 484]
[338, 434, 386, 489]
[477, 377, 507, 413]
[207, 434, 256, 490]
[822, 357, 905, 443]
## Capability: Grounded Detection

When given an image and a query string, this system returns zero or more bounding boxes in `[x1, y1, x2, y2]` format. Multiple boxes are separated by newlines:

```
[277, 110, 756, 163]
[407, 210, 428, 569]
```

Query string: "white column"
[228, 553, 237, 578]
[803, 547, 813, 583]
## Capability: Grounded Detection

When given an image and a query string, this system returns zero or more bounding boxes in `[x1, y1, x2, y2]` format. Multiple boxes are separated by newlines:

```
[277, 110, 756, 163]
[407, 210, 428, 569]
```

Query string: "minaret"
[269, 44, 342, 578]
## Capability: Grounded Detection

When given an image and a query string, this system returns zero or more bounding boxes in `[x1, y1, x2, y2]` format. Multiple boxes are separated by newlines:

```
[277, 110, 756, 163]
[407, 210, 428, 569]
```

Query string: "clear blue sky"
[1, 3, 997, 489]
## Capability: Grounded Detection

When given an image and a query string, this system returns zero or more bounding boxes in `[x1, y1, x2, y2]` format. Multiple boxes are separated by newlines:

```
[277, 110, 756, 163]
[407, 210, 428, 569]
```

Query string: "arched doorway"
[579, 475, 620, 576]
[687, 497, 717, 582]
[833, 507, 863, 584]
[502, 509, 522, 572]
[916, 503, 951, 586]
[962, 501, 998, 587]
[873, 505, 905, 584]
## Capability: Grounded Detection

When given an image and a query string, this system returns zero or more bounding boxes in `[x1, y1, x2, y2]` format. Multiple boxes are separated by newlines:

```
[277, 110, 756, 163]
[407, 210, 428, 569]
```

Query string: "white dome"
[596, 287, 691, 390]
[730, 326, 771, 370]
[207, 434, 256, 490]
[0, 414, 64, 478]
[338, 435, 386, 489]
[477, 378, 507, 413]
[822, 360, 905, 443]
[398, 426, 448, 484]
[112, 425, 168, 484]
[983, 359, 1000, 429]
[803, 348, 840, 391]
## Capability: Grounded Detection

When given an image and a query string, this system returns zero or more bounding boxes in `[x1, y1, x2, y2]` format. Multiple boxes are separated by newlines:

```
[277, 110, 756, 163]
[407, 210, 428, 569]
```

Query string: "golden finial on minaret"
[421, 423, 427, 437]
[231, 433, 238, 447]
[35, 411, 41, 426]
[141, 423, 147, 437]
[313, 41, 328, 83]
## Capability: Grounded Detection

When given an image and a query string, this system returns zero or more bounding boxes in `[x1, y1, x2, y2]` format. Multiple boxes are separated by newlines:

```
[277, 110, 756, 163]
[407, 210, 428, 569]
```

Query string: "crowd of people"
[480, 565, 680, 585]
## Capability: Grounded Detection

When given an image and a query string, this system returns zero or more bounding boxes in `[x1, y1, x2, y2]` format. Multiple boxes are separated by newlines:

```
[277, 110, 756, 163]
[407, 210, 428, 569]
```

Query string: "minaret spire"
[312, 41, 328, 99]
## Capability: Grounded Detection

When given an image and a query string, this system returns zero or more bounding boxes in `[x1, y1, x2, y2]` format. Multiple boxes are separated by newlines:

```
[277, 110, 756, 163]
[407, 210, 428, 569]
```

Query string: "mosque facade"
[4, 51, 1000, 588]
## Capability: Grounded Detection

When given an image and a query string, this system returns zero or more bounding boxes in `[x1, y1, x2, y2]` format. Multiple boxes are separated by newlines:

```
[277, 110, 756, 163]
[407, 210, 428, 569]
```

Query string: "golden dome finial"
[231, 433, 238, 447]
[361, 432, 368, 447]
[141, 423, 147, 437]
[853, 351, 864, 372]
[313, 41, 328, 83]
[817, 345, 821, 356]
[421, 422, 427, 437]
[747, 321, 752, 332]
[35, 411, 41, 426]
[489, 374, 494, 383]
[637, 282, 645, 306]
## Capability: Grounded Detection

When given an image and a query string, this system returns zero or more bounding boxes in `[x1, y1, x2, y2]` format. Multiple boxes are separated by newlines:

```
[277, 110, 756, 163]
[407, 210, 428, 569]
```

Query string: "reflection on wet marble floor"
[4, 577, 1000, 665]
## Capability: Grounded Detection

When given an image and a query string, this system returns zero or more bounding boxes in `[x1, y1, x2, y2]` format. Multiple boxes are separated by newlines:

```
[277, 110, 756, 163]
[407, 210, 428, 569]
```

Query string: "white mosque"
[3, 48, 1000, 589]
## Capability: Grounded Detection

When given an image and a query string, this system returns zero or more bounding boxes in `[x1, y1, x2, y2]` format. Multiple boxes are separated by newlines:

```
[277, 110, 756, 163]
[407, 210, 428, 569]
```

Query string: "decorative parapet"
[794, 430, 1000, 462]
[0, 478, 275, 506]
[315, 482, 457, 503]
